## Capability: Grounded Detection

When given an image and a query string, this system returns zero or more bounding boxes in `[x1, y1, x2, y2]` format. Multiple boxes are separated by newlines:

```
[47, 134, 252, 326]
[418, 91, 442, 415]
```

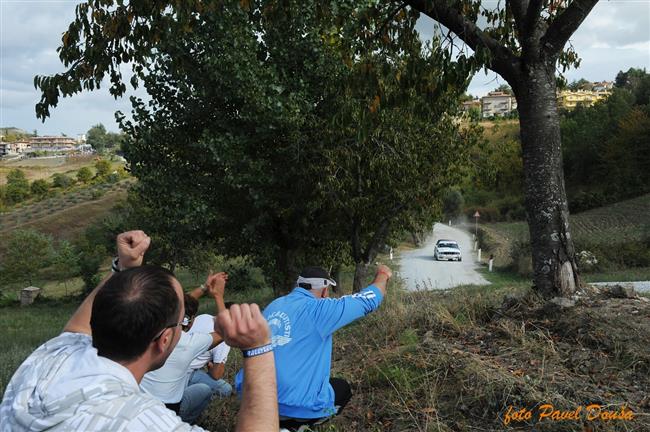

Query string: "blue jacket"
[235, 284, 383, 419]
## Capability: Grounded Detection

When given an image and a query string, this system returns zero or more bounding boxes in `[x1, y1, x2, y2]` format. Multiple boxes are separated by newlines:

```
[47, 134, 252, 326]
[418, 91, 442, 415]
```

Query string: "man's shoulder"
[69, 392, 200, 431]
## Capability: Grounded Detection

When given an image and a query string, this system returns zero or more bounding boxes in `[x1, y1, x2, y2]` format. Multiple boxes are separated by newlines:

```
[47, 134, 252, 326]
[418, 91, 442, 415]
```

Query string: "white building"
[481, 91, 517, 118]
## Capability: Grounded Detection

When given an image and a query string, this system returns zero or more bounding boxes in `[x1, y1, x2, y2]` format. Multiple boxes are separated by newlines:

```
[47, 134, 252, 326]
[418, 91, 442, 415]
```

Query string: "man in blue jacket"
[236, 264, 392, 430]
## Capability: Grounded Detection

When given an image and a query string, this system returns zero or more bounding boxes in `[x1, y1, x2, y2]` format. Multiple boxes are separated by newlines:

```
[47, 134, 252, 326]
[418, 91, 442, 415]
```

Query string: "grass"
[2, 271, 649, 431]
[0, 301, 77, 394]
[0, 155, 98, 185]
[582, 267, 650, 283]
[485, 193, 650, 247]
[0, 181, 130, 252]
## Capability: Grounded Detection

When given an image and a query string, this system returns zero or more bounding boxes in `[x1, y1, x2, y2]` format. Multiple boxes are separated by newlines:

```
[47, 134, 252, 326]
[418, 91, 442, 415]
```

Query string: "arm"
[313, 265, 393, 336]
[64, 230, 151, 335]
[216, 304, 278, 432]
[188, 284, 207, 300]
[371, 264, 392, 297]
[208, 362, 226, 380]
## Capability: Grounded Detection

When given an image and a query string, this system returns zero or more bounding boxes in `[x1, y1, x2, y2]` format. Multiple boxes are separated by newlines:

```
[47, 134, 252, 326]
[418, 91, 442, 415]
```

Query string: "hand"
[206, 272, 228, 298]
[116, 230, 151, 269]
[215, 304, 271, 350]
[376, 264, 393, 280]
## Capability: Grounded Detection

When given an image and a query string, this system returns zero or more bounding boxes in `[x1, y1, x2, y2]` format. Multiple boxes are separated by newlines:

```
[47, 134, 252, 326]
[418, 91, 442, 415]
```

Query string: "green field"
[485, 193, 650, 245]
[0, 155, 99, 185]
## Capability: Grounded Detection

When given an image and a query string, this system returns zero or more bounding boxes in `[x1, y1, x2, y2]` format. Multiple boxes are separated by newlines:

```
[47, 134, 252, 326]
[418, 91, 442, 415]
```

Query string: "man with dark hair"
[235, 264, 392, 431]
[1, 230, 278, 432]
[141, 276, 228, 424]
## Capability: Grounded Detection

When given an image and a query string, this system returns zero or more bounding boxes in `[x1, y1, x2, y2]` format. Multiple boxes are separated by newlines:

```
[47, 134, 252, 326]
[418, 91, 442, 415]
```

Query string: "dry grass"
[199, 281, 650, 432]
[0, 156, 98, 185]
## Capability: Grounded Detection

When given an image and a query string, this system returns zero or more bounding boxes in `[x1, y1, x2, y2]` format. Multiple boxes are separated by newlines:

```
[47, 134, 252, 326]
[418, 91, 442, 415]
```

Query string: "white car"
[434, 239, 462, 261]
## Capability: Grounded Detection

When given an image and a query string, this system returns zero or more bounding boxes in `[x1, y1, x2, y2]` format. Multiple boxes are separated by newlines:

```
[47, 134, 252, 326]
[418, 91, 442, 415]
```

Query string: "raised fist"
[116, 230, 151, 269]
[215, 304, 271, 350]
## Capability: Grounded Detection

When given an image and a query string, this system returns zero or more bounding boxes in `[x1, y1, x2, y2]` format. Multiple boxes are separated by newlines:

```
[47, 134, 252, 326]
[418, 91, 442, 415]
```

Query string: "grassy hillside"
[3, 274, 648, 431]
[479, 193, 650, 275]
[0, 180, 131, 244]
[0, 155, 99, 185]
[485, 193, 650, 246]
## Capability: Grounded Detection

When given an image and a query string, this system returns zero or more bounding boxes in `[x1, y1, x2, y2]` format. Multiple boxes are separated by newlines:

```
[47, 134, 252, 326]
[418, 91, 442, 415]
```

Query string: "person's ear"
[153, 328, 173, 352]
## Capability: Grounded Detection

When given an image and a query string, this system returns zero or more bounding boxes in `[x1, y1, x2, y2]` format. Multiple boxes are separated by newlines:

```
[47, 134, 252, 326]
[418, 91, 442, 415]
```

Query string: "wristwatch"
[111, 257, 121, 273]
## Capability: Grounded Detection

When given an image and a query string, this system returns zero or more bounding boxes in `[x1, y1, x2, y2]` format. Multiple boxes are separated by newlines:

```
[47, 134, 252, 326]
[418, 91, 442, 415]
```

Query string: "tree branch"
[406, 0, 521, 82]
[541, 0, 599, 58]
[508, 0, 528, 28]
[373, 1, 408, 40]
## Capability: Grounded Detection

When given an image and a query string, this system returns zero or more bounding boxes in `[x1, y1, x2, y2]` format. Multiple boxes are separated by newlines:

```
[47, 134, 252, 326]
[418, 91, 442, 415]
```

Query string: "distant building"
[556, 89, 611, 110]
[0, 141, 30, 156]
[592, 81, 614, 92]
[461, 99, 481, 112]
[77, 134, 86, 143]
[481, 91, 517, 118]
[28, 136, 77, 153]
[12, 141, 31, 153]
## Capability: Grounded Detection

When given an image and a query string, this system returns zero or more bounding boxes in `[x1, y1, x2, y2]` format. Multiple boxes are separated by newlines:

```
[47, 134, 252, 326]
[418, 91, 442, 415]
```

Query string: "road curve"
[398, 223, 490, 291]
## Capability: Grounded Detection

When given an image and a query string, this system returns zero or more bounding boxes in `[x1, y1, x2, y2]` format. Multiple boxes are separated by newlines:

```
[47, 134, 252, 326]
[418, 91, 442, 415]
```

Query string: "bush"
[52, 173, 74, 189]
[493, 195, 526, 221]
[76, 167, 93, 184]
[568, 190, 608, 213]
[30, 179, 50, 198]
[6, 169, 30, 204]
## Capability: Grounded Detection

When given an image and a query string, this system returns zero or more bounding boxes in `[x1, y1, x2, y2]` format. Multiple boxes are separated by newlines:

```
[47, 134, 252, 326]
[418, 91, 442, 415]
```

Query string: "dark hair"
[91, 265, 180, 362]
[184, 293, 199, 318]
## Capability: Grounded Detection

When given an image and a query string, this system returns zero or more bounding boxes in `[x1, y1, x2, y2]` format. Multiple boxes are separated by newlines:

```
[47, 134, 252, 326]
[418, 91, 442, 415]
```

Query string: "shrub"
[6, 169, 30, 204]
[52, 173, 74, 189]
[30, 179, 50, 197]
[94, 159, 111, 178]
[76, 167, 93, 184]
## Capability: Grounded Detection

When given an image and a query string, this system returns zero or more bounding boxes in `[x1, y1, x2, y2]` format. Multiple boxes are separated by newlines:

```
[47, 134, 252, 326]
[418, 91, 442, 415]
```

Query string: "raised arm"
[204, 272, 228, 348]
[64, 230, 150, 335]
[217, 304, 277, 432]
[313, 264, 393, 336]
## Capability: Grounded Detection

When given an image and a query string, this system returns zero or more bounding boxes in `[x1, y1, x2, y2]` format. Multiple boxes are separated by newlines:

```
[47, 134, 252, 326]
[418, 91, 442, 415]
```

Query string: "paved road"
[398, 223, 490, 291]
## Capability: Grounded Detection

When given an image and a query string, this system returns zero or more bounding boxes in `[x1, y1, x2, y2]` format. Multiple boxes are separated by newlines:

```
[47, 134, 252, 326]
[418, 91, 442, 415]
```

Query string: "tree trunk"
[275, 245, 297, 296]
[514, 64, 581, 298]
[353, 261, 371, 292]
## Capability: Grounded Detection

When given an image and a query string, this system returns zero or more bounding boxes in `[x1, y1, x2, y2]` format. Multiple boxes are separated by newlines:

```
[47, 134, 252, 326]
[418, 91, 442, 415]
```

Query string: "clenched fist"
[116, 230, 151, 270]
[376, 264, 393, 280]
[215, 303, 271, 350]
[205, 272, 228, 299]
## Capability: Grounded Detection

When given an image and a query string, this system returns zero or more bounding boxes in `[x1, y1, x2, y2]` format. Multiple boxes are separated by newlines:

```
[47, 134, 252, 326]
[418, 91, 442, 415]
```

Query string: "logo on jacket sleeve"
[267, 311, 292, 347]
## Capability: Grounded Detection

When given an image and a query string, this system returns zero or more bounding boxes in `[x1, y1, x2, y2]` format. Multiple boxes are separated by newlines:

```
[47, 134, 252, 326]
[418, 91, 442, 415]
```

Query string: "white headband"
[296, 276, 337, 290]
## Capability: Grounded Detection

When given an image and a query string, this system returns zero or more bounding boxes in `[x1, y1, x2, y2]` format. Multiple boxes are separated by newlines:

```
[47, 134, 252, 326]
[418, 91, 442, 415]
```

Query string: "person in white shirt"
[0, 230, 278, 432]
[141, 280, 227, 424]
[187, 313, 233, 398]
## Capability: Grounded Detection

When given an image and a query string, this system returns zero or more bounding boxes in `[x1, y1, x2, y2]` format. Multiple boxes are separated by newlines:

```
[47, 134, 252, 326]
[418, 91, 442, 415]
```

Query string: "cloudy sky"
[1, 1, 649, 136]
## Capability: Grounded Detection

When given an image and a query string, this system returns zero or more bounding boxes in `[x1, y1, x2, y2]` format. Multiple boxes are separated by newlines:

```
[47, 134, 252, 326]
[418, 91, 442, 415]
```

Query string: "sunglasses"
[152, 321, 183, 341]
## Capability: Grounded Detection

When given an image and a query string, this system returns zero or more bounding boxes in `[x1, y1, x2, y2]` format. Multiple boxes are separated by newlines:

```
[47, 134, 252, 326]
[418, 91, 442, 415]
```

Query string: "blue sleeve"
[312, 285, 383, 337]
